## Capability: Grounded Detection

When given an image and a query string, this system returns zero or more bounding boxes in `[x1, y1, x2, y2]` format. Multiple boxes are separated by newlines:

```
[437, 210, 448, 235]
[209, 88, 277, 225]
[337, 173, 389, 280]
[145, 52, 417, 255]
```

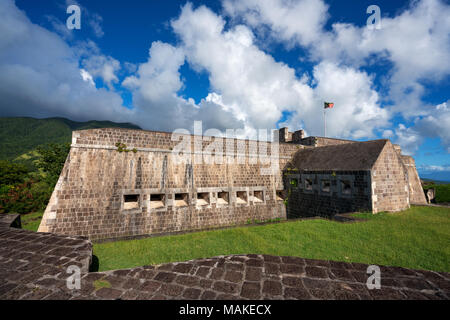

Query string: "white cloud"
[382, 129, 394, 139]
[394, 123, 424, 155]
[390, 101, 450, 154]
[88, 13, 104, 38]
[172, 3, 311, 129]
[122, 40, 244, 131]
[309, 62, 388, 138]
[80, 68, 95, 86]
[1, 0, 448, 155]
[81, 54, 121, 89]
[414, 101, 450, 153]
[223, 0, 329, 48]
[224, 0, 450, 121]
[389, 101, 450, 154]
[0, 0, 131, 122]
[45, 15, 73, 40]
[124, 41, 185, 101]
[418, 164, 450, 172]
[170, 3, 387, 139]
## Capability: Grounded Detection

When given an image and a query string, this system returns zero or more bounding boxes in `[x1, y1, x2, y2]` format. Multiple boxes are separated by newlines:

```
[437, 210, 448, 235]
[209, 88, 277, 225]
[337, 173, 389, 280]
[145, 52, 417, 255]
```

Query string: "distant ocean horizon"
[419, 171, 450, 183]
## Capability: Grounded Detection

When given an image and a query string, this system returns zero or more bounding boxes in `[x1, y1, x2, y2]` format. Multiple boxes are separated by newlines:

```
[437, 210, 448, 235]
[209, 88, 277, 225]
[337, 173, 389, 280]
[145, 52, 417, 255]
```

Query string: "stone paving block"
[280, 263, 304, 275]
[241, 282, 261, 299]
[154, 271, 176, 283]
[305, 266, 329, 279]
[139, 280, 161, 292]
[224, 270, 244, 283]
[262, 280, 283, 296]
[175, 275, 200, 287]
[201, 290, 217, 300]
[95, 287, 123, 299]
[158, 283, 184, 297]
[213, 281, 239, 294]
[245, 267, 262, 281]
[182, 288, 201, 299]
[0, 225, 448, 301]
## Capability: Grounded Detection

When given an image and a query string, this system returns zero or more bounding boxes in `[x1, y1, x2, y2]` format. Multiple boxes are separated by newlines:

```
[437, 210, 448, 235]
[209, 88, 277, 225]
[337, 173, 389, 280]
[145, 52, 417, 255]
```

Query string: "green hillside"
[0, 117, 141, 161]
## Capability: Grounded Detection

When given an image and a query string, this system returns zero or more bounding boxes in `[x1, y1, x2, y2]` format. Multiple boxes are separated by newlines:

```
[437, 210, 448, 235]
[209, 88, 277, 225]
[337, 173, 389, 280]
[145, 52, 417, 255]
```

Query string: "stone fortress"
[37, 127, 426, 241]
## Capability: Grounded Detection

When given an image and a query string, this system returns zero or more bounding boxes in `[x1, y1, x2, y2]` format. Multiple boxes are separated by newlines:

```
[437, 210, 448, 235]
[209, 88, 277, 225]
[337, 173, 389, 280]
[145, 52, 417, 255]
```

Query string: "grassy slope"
[20, 211, 43, 231]
[94, 206, 450, 273]
[0, 117, 141, 161]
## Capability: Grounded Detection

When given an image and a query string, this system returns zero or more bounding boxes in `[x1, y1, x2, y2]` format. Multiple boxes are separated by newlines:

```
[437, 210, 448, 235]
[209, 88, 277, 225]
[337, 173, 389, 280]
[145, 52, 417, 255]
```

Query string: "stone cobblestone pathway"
[0, 218, 449, 300]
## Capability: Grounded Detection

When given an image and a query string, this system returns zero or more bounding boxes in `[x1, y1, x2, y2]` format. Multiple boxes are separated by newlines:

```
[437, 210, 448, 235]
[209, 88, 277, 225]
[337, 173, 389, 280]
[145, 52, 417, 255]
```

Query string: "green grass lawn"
[20, 211, 43, 231]
[94, 205, 450, 273]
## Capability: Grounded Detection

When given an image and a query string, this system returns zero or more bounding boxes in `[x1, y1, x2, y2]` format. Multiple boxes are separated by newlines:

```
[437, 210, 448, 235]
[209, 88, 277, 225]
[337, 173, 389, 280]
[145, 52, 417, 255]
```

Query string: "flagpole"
[324, 108, 326, 137]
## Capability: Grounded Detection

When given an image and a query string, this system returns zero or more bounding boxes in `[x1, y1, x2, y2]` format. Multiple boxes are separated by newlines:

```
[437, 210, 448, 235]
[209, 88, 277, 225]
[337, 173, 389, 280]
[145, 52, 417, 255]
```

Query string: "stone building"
[38, 127, 426, 241]
[283, 139, 426, 218]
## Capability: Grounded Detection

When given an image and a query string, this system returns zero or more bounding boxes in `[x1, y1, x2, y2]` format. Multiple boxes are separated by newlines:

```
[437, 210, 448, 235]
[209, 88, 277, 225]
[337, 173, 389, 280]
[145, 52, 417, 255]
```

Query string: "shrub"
[0, 180, 48, 214]
[36, 143, 70, 187]
[434, 185, 450, 203]
[423, 183, 450, 203]
[0, 160, 29, 186]
[0, 143, 69, 214]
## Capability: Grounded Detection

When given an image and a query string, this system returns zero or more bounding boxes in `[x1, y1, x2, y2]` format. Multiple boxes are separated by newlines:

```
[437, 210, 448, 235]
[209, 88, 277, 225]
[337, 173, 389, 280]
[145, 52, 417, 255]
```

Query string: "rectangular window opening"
[150, 194, 165, 209]
[322, 180, 331, 192]
[123, 194, 139, 210]
[217, 192, 229, 205]
[253, 190, 264, 203]
[236, 191, 248, 204]
[175, 193, 189, 207]
[305, 178, 313, 190]
[341, 180, 352, 195]
[197, 192, 210, 206]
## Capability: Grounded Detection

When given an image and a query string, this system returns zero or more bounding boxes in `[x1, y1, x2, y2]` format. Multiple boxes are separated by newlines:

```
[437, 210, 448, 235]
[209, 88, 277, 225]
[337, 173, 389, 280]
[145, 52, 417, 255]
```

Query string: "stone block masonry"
[38, 128, 300, 241]
[286, 170, 372, 218]
[38, 127, 427, 240]
[1, 219, 449, 300]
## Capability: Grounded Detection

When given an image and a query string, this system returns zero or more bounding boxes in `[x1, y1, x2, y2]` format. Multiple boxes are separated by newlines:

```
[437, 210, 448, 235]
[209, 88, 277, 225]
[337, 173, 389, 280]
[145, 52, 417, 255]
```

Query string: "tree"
[36, 143, 70, 187]
[0, 143, 70, 214]
[0, 160, 29, 187]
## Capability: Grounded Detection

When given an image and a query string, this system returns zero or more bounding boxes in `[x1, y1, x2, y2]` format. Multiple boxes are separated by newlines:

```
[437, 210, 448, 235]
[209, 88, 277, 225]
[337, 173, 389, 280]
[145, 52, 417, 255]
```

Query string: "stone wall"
[296, 136, 355, 147]
[39, 128, 300, 241]
[401, 156, 427, 205]
[371, 142, 410, 213]
[285, 170, 372, 218]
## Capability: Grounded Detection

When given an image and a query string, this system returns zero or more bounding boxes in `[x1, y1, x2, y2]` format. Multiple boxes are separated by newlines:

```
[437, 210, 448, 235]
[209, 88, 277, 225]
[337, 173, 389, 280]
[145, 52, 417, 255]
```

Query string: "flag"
[324, 102, 334, 109]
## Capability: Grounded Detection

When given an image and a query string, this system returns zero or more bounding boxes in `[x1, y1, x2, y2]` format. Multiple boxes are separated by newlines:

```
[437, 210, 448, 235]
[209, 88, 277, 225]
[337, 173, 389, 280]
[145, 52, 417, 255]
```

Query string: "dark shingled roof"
[290, 139, 389, 171]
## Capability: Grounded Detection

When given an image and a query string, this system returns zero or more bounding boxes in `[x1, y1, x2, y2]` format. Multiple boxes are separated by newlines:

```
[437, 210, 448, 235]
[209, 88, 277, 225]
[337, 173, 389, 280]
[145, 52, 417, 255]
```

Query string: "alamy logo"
[170, 121, 280, 176]
[66, 265, 81, 290]
[66, 5, 81, 30]
[367, 5, 381, 30]
[366, 265, 381, 289]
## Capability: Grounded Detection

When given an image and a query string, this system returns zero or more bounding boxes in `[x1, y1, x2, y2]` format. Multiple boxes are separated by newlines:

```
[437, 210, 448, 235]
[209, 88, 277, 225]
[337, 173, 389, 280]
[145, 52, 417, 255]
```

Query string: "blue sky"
[1, 0, 449, 179]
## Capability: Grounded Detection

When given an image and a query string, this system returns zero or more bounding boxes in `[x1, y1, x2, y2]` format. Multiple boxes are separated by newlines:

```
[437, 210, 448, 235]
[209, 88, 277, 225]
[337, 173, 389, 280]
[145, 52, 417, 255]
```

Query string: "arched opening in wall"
[253, 190, 264, 203]
[197, 192, 210, 206]
[123, 194, 140, 210]
[236, 191, 248, 204]
[150, 194, 165, 209]
[175, 193, 189, 207]
[217, 192, 229, 205]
